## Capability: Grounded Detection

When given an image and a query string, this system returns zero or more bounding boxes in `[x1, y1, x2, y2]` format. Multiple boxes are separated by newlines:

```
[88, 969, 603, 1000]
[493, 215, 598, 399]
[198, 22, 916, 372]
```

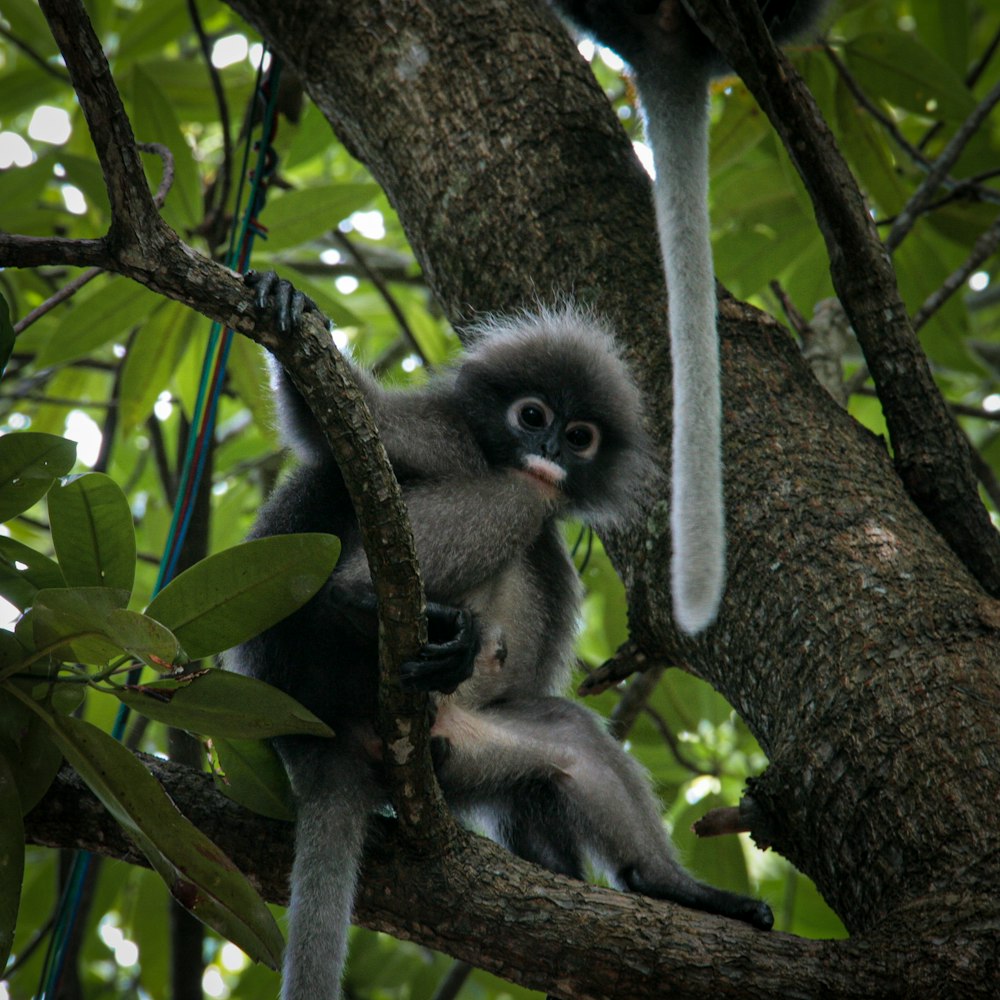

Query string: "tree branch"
[21, 760, 902, 1000]
[28, 0, 449, 837]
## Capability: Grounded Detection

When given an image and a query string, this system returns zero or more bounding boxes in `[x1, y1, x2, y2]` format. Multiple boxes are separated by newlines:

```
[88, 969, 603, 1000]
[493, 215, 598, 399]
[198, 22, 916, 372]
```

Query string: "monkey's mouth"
[523, 456, 566, 488]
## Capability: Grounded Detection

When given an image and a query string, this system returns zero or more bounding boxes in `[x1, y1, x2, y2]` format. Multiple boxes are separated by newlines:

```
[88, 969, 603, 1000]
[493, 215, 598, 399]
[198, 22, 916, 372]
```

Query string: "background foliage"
[1, 0, 998, 996]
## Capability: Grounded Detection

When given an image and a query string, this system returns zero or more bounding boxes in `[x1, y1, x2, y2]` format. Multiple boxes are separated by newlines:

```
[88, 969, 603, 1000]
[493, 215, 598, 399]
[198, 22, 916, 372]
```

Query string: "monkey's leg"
[475, 698, 774, 930]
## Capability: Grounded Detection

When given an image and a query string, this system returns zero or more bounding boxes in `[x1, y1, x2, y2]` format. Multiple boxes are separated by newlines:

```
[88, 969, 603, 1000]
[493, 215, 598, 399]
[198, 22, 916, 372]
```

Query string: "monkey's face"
[505, 395, 601, 498]
[463, 382, 612, 512]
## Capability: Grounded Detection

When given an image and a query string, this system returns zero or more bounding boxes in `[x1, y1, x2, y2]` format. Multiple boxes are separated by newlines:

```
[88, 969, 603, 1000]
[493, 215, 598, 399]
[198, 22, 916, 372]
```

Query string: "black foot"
[399, 604, 479, 694]
[245, 269, 317, 334]
[621, 866, 774, 931]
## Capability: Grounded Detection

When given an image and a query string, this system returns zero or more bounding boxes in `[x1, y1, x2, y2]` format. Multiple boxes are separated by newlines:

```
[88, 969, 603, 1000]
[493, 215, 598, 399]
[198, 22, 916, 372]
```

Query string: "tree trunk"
[222, 0, 1000, 983]
[16, 0, 1000, 994]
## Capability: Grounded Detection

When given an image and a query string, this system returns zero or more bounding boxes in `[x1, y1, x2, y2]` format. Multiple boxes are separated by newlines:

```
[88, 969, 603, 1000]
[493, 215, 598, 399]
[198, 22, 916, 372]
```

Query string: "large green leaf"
[113, 668, 334, 739]
[0, 433, 77, 523]
[48, 473, 137, 594]
[263, 184, 380, 253]
[145, 533, 341, 659]
[0, 750, 24, 972]
[0, 631, 29, 674]
[844, 32, 975, 122]
[129, 64, 202, 232]
[35, 276, 161, 368]
[24, 706, 283, 968]
[119, 301, 196, 431]
[0, 536, 66, 610]
[212, 737, 295, 822]
[0, 687, 62, 814]
[31, 587, 134, 665]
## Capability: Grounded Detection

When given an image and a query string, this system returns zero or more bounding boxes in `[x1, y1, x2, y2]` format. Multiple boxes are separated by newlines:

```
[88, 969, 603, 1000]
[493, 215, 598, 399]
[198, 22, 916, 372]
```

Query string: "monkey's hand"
[245, 269, 319, 334]
[398, 604, 480, 695]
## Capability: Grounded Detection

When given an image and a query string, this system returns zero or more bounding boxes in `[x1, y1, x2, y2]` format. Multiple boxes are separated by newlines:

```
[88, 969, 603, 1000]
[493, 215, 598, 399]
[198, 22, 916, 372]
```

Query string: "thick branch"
[23, 760, 903, 1000]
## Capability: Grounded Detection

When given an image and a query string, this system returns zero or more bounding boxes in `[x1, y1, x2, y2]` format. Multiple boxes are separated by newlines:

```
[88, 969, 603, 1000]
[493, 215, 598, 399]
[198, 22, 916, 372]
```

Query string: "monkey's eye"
[509, 398, 553, 432]
[565, 421, 600, 459]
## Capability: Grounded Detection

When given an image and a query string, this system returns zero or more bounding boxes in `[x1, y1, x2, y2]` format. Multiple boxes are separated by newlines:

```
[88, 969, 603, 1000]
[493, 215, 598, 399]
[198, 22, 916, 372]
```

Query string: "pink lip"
[523, 456, 566, 488]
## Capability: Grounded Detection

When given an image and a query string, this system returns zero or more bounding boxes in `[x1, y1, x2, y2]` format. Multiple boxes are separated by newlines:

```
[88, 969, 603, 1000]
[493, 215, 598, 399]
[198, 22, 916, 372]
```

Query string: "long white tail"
[639, 64, 725, 635]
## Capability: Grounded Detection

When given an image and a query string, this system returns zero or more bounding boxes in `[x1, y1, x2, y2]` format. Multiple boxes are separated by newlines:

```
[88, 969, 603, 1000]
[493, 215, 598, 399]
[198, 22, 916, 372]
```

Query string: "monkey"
[228, 272, 773, 1000]
[549, 0, 829, 634]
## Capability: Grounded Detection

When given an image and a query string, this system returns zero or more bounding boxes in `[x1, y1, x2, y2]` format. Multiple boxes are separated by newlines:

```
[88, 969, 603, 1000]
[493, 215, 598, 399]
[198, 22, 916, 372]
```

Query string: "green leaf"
[844, 32, 975, 122]
[35, 275, 161, 368]
[28, 590, 183, 671]
[0, 537, 66, 611]
[48, 473, 137, 594]
[0, 631, 30, 673]
[212, 737, 295, 822]
[0, 687, 62, 814]
[263, 184, 380, 253]
[145, 533, 341, 659]
[105, 609, 186, 668]
[26, 707, 283, 968]
[119, 301, 197, 430]
[129, 64, 202, 233]
[0, 292, 14, 378]
[0, 750, 24, 971]
[31, 587, 132, 665]
[114, 668, 334, 739]
[0, 433, 77, 523]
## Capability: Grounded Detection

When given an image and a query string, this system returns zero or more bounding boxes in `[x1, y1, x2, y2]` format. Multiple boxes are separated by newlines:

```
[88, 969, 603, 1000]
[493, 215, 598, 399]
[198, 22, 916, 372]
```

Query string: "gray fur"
[229, 304, 769, 1000]
[550, 0, 828, 634]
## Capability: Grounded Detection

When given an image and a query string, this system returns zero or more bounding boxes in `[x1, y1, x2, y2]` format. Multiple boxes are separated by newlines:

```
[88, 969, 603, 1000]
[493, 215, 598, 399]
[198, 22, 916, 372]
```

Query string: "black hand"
[244, 269, 317, 334]
[399, 604, 480, 694]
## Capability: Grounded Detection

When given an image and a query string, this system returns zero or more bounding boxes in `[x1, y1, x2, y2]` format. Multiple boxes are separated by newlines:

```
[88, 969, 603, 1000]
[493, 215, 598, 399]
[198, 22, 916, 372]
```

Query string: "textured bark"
[9, 0, 1000, 995]
[219, 0, 1000, 983]
[22, 762, 899, 1000]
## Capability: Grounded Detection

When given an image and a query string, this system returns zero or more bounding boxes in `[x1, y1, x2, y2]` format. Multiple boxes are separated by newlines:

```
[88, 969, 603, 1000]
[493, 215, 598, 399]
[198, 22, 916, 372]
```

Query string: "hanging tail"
[638, 62, 725, 635]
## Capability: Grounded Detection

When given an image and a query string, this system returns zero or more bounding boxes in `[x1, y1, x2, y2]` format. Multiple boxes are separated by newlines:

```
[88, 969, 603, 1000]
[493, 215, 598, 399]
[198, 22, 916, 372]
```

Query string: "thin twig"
[824, 43, 1000, 209]
[0, 25, 69, 81]
[911, 215, 1000, 331]
[12, 268, 102, 336]
[334, 230, 428, 365]
[886, 79, 1000, 251]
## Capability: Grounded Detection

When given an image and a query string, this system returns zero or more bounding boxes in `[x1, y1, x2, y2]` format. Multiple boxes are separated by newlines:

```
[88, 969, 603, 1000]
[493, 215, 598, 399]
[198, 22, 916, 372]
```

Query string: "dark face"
[459, 372, 618, 513]
[504, 395, 601, 490]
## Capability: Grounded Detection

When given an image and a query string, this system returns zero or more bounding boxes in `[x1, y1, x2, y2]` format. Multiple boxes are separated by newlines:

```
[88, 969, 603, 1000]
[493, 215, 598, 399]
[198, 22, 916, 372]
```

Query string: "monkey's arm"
[248, 269, 481, 477]
[331, 471, 557, 604]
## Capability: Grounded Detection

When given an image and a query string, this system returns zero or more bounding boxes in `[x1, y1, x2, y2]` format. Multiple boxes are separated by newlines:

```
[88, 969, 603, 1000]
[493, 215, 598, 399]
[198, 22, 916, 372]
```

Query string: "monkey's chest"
[455, 543, 581, 707]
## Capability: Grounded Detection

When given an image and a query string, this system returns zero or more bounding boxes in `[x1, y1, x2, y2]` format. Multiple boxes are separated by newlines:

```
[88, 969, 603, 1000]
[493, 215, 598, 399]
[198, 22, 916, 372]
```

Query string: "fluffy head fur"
[454, 306, 657, 528]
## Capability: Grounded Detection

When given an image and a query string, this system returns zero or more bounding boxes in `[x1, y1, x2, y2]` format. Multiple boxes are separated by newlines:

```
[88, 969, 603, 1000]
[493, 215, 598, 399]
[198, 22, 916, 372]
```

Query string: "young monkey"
[230, 276, 773, 1000]
[550, 0, 829, 634]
